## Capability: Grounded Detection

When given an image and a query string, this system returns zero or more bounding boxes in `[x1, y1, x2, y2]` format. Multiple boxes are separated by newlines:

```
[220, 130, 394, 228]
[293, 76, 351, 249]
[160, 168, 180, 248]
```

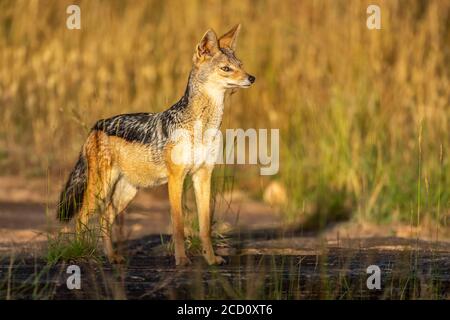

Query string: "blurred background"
[0, 0, 448, 230]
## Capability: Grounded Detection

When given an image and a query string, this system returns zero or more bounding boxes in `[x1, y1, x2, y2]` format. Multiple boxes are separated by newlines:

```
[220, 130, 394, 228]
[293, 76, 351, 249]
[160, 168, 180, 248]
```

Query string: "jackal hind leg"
[76, 132, 116, 238]
[100, 177, 137, 263]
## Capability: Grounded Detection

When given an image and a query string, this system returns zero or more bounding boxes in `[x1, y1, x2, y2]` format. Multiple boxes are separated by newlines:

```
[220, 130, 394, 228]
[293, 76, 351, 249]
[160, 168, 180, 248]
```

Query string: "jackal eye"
[221, 66, 232, 72]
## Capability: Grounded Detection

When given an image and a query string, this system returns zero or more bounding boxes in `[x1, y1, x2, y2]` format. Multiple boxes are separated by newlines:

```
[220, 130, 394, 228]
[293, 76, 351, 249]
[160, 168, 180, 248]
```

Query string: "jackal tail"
[57, 153, 87, 222]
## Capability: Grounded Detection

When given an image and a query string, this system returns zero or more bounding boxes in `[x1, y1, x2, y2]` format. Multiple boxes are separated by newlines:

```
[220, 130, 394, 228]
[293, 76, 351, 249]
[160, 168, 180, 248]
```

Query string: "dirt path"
[2, 235, 450, 299]
[1, 176, 449, 299]
[0, 176, 283, 252]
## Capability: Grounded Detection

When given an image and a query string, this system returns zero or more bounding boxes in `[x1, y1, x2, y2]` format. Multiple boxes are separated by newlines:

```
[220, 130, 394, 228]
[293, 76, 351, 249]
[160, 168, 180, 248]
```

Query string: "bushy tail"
[57, 153, 87, 222]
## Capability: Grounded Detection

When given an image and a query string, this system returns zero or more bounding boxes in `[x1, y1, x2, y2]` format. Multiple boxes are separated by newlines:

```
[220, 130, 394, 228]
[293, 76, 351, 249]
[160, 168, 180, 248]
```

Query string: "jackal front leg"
[193, 166, 225, 265]
[168, 165, 190, 266]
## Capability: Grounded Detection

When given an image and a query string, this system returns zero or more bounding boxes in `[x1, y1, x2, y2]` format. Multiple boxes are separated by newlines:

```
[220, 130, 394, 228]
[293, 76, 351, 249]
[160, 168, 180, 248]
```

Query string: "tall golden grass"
[0, 0, 448, 224]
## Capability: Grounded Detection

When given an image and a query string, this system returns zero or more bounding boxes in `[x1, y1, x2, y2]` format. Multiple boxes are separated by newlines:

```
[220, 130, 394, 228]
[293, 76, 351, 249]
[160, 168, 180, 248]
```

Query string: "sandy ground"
[0, 176, 285, 251]
[0, 175, 448, 252]
[1, 176, 449, 299]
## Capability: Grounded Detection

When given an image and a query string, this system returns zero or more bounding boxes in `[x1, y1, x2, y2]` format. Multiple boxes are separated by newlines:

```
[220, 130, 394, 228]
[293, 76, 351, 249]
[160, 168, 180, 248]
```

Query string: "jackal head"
[192, 24, 255, 90]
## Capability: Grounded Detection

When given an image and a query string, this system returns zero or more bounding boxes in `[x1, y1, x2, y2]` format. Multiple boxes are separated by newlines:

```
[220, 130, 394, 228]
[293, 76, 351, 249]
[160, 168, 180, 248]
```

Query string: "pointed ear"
[218, 24, 241, 50]
[196, 29, 219, 60]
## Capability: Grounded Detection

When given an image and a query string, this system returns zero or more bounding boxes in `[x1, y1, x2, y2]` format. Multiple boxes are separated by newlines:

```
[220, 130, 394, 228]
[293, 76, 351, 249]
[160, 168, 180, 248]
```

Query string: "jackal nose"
[248, 75, 256, 84]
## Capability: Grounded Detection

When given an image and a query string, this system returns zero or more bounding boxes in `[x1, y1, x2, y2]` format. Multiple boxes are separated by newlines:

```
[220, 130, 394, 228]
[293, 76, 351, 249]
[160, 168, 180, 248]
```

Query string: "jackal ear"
[195, 29, 219, 61]
[218, 24, 241, 50]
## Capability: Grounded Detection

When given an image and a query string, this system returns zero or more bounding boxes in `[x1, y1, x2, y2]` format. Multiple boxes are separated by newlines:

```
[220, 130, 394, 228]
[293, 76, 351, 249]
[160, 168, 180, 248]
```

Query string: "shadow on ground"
[0, 176, 449, 299]
[1, 232, 449, 300]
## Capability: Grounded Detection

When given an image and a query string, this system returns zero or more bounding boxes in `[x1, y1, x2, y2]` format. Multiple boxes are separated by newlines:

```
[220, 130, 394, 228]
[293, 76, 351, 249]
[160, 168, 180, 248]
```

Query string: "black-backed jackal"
[57, 25, 255, 266]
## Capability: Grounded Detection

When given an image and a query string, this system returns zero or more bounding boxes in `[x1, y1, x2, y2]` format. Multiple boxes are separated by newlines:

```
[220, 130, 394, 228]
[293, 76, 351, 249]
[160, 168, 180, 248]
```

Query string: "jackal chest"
[169, 126, 222, 172]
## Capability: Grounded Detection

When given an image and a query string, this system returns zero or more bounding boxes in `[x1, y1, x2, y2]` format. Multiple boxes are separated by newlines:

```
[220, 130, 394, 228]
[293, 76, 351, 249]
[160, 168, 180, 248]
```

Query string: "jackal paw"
[206, 255, 226, 266]
[176, 256, 192, 266]
[107, 253, 126, 264]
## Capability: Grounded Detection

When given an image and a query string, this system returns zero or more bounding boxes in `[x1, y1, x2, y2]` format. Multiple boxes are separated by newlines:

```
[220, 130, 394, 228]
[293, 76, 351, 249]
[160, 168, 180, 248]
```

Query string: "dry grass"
[0, 0, 448, 225]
